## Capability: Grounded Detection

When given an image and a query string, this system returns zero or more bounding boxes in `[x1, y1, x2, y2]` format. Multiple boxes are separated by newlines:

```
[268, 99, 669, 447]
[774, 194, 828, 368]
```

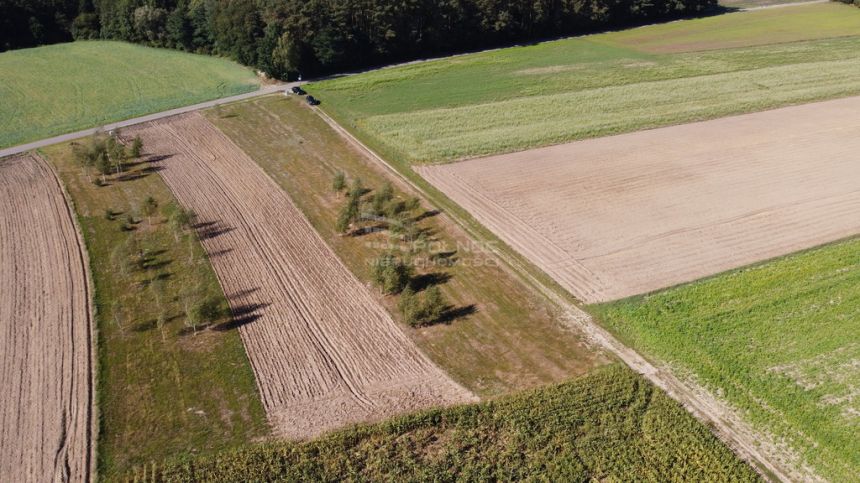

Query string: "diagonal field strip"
[417, 95, 860, 303]
[125, 113, 475, 439]
[0, 154, 94, 482]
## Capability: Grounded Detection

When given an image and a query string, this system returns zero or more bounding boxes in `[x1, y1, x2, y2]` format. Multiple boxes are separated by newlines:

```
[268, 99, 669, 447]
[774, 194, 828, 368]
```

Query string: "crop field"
[418, 96, 860, 303]
[42, 139, 267, 478]
[593, 238, 860, 481]
[135, 365, 758, 481]
[592, 3, 860, 53]
[126, 113, 476, 439]
[0, 41, 258, 149]
[310, 4, 860, 164]
[205, 96, 606, 398]
[719, 0, 817, 8]
[0, 154, 93, 481]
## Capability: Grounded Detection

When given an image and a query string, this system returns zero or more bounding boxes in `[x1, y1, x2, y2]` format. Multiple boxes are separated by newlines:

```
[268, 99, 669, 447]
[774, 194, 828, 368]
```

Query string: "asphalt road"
[0, 82, 300, 158]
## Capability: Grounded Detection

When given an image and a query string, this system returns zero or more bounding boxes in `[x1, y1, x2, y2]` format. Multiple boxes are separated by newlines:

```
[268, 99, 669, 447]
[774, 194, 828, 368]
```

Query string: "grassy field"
[310, 4, 860, 163]
[41, 141, 267, 478]
[592, 238, 860, 481]
[206, 96, 605, 397]
[0, 41, 258, 149]
[719, 0, 818, 8]
[592, 3, 860, 53]
[133, 364, 758, 481]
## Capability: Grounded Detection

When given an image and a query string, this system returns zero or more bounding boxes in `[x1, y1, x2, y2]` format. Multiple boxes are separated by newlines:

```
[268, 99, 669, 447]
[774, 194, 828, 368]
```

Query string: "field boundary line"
[310, 104, 813, 482]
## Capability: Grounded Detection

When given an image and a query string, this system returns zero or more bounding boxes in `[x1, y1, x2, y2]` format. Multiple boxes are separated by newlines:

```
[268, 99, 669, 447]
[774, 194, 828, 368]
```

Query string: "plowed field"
[126, 113, 475, 439]
[418, 96, 860, 303]
[0, 154, 93, 481]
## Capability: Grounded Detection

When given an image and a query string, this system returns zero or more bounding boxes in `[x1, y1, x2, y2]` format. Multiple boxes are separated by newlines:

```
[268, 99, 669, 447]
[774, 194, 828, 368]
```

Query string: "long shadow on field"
[207, 248, 234, 258]
[216, 302, 271, 331]
[229, 287, 260, 300]
[195, 220, 235, 240]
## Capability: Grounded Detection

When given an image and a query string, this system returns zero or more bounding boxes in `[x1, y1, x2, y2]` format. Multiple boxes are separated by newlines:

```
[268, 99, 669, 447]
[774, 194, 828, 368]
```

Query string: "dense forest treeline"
[2, 0, 716, 79]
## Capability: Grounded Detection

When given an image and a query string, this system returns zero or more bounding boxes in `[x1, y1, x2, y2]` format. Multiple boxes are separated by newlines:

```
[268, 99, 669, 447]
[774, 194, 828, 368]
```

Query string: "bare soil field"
[126, 113, 476, 439]
[418, 96, 860, 303]
[0, 154, 93, 481]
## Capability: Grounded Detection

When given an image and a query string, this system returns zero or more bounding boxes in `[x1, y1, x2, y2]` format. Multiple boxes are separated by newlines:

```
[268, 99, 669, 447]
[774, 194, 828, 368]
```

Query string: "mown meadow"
[310, 3, 860, 163]
[131, 364, 759, 481]
[593, 238, 860, 481]
[0, 41, 258, 148]
[42, 139, 267, 479]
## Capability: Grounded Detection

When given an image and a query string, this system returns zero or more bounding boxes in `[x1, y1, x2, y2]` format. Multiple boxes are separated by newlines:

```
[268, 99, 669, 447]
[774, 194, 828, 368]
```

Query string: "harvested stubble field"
[418, 96, 860, 303]
[0, 154, 93, 481]
[127, 113, 476, 439]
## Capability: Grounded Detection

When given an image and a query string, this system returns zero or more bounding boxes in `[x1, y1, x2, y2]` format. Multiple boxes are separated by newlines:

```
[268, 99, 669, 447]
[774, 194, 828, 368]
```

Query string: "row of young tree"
[3, 0, 717, 77]
[78, 131, 231, 337]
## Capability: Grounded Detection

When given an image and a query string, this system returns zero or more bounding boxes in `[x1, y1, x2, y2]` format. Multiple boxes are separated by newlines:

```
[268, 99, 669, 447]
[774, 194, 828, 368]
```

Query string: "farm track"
[417, 95, 860, 304]
[125, 113, 476, 439]
[0, 154, 94, 481]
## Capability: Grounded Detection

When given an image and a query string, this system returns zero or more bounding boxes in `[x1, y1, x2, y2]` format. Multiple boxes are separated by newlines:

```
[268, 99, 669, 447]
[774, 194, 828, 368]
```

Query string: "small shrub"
[130, 135, 144, 158]
[332, 171, 346, 192]
[194, 297, 225, 324]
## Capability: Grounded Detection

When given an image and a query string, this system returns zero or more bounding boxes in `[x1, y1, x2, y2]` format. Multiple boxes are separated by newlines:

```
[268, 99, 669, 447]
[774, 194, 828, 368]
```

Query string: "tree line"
[3, 0, 716, 78]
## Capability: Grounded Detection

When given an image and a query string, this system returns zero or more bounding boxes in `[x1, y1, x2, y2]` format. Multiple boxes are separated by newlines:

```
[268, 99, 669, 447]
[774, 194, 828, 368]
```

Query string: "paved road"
[0, 82, 300, 158]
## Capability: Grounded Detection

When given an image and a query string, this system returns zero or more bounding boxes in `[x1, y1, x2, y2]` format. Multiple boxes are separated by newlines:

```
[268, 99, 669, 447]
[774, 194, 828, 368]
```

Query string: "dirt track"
[0, 154, 94, 481]
[418, 96, 860, 303]
[126, 113, 476, 439]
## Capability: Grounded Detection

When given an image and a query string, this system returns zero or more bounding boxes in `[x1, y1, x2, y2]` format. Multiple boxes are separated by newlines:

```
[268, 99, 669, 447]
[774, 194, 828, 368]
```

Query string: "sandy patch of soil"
[418, 96, 860, 303]
[0, 154, 94, 481]
[126, 113, 476, 439]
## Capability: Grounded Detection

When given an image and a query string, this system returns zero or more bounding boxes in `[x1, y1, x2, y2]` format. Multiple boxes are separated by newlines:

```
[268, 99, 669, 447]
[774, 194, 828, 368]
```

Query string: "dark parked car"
[291, 86, 306, 95]
[306, 95, 320, 106]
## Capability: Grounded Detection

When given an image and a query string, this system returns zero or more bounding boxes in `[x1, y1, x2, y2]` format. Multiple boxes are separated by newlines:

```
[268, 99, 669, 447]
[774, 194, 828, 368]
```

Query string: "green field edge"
[586, 236, 860, 481]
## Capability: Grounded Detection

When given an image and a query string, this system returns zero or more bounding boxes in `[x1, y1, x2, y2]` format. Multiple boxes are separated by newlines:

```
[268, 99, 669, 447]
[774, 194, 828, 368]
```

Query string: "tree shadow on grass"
[435, 304, 478, 325]
[410, 271, 452, 292]
[132, 312, 183, 332]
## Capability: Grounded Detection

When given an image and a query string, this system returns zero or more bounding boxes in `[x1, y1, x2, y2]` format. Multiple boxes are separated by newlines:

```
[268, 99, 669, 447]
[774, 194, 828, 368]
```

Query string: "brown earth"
[125, 113, 476, 439]
[0, 154, 94, 481]
[417, 96, 860, 303]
